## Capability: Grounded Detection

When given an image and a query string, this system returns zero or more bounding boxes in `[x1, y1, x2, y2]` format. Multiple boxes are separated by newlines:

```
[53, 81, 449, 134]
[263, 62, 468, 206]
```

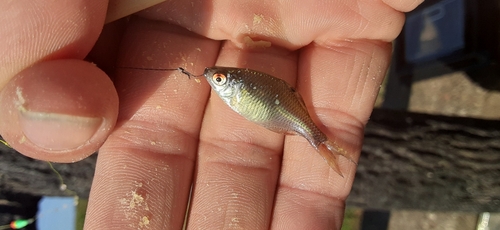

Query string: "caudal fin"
[317, 140, 357, 177]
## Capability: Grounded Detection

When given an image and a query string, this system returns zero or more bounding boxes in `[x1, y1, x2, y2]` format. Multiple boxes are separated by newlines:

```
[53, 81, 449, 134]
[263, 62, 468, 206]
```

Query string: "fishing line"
[0, 137, 10, 148]
[120, 66, 180, 72]
[119, 66, 201, 79]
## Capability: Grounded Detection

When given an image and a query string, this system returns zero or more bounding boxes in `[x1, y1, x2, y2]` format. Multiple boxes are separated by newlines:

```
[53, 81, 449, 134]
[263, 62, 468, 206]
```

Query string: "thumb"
[0, 59, 118, 162]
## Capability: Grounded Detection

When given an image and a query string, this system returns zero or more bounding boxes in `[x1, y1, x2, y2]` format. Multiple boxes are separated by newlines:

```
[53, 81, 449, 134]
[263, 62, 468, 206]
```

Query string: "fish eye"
[212, 73, 227, 85]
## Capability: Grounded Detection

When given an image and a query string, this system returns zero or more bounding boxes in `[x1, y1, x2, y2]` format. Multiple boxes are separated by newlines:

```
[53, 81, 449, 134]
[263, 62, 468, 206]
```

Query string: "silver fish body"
[200, 67, 353, 176]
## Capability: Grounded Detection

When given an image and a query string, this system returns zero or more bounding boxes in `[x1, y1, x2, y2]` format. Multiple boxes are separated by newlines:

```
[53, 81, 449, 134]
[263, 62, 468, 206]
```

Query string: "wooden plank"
[347, 108, 500, 212]
[1, 108, 500, 212]
[0, 145, 95, 198]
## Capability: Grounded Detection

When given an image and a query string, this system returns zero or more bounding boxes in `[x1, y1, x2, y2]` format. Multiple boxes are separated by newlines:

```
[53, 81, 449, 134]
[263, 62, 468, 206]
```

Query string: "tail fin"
[317, 140, 357, 177]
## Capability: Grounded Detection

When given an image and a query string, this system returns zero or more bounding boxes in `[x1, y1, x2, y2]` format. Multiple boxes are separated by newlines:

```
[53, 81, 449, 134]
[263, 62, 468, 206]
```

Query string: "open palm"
[0, 0, 421, 229]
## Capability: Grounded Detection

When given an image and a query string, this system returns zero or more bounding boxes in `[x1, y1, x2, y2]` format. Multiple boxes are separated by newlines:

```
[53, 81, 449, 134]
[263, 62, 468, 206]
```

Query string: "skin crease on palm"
[0, 0, 423, 229]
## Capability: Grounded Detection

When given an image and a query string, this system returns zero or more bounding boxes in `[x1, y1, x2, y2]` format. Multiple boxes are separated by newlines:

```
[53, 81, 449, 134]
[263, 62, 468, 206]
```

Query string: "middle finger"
[189, 42, 298, 229]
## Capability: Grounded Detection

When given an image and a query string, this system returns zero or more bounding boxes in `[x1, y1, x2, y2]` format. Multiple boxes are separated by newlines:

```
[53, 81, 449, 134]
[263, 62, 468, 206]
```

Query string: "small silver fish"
[179, 67, 355, 176]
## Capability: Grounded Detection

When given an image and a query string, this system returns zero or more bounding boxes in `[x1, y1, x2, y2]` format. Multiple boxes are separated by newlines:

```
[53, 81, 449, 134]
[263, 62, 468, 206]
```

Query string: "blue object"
[37, 197, 76, 230]
[404, 0, 465, 64]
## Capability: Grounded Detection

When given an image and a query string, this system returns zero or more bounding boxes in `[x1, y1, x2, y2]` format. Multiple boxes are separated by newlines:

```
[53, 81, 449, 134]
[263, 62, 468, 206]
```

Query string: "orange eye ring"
[212, 73, 227, 85]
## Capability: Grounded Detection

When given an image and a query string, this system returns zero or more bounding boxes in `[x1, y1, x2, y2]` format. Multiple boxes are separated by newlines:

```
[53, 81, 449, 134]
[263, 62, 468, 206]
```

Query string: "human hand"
[0, 0, 422, 229]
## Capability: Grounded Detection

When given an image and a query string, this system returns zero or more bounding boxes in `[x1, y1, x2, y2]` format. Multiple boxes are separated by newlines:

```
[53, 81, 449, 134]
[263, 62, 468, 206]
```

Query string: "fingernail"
[18, 107, 103, 151]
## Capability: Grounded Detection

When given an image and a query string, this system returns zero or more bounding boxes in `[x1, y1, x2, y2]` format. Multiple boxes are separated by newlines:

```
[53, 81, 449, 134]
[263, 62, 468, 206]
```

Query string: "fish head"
[203, 67, 241, 98]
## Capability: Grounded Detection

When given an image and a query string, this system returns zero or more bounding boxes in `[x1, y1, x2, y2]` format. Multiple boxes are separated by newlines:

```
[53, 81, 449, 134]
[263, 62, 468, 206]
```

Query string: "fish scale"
[180, 66, 355, 176]
[220, 68, 326, 147]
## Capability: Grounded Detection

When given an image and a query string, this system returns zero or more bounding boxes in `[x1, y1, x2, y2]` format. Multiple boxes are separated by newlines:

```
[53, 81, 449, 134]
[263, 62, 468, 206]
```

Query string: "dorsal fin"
[291, 87, 308, 111]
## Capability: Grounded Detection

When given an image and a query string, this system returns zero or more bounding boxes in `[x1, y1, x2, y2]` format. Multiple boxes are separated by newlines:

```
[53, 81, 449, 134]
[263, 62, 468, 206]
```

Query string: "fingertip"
[382, 0, 424, 12]
[0, 59, 118, 162]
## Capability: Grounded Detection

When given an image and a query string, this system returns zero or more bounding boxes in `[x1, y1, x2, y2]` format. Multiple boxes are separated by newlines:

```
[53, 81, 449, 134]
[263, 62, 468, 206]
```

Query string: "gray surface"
[384, 67, 500, 229]
[388, 211, 478, 230]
